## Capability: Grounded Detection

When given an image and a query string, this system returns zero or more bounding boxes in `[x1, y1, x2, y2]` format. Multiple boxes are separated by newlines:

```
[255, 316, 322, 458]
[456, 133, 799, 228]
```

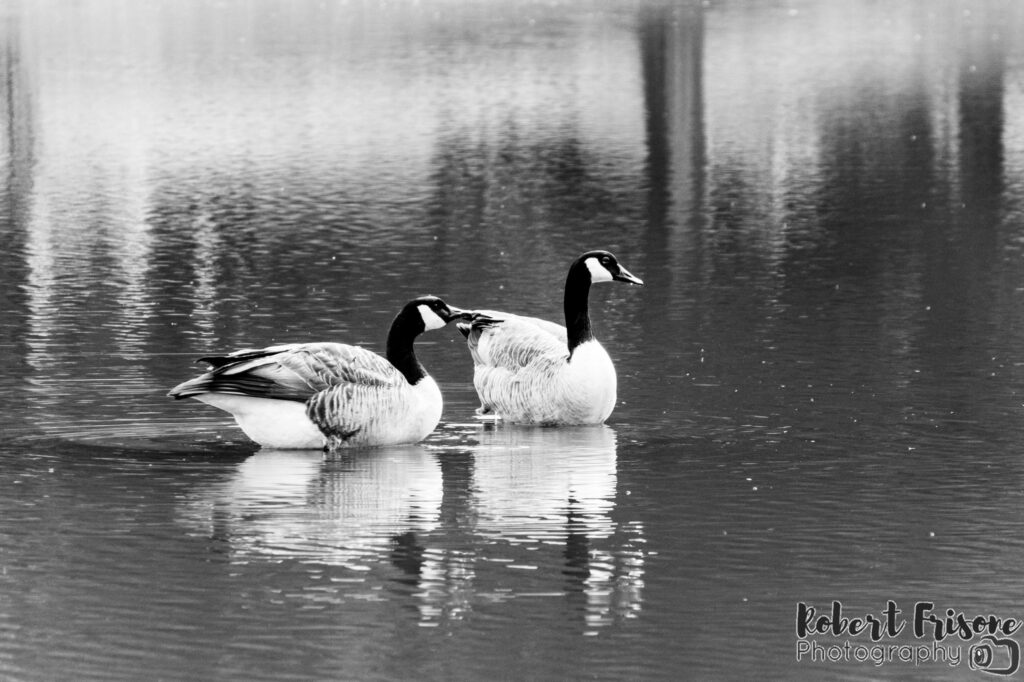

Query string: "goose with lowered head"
[169, 296, 473, 449]
[458, 250, 643, 425]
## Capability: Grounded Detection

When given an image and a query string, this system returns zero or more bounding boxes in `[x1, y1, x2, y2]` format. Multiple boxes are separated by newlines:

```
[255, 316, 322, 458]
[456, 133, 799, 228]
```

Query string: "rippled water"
[2, 0, 1024, 680]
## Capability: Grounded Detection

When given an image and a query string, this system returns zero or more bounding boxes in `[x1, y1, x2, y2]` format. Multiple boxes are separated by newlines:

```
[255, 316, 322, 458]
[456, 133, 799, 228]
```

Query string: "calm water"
[2, 0, 1024, 679]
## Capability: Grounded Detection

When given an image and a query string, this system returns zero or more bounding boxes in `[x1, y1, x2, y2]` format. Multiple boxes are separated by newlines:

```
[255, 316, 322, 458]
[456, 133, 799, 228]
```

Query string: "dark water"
[2, 0, 1024, 679]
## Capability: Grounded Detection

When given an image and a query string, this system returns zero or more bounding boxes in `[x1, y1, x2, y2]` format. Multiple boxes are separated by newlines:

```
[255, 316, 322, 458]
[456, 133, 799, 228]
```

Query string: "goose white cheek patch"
[585, 257, 614, 283]
[418, 305, 448, 331]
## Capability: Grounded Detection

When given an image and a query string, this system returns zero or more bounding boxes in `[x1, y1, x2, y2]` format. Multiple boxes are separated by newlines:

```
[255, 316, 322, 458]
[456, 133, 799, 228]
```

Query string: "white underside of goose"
[468, 314, 617, 425]
[193, 393, 326, 449]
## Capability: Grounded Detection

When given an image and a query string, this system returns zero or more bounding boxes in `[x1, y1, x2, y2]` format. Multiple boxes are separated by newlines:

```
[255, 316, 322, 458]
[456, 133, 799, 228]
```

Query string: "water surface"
[2, 1, 1024, 679]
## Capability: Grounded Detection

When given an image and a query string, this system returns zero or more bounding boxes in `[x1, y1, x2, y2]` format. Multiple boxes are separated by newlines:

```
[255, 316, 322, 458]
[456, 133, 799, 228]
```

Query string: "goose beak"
[453, 310, 502, 328]
[444, 306, 475, 322]
[469, 311, 501, 325]
[614, 265, 644, 286]
[444, 306, 468, 322]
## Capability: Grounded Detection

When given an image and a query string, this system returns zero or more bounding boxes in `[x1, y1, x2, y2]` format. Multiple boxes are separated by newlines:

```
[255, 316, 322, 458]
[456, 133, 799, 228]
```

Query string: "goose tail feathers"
[167, 376, 209, 400]
[167, 344, 309, 402]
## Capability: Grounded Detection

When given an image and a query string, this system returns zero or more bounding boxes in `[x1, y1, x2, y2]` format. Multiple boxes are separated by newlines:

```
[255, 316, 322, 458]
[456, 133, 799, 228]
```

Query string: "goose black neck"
[386, 311, 428, 385]
[564, 262, 595, 357]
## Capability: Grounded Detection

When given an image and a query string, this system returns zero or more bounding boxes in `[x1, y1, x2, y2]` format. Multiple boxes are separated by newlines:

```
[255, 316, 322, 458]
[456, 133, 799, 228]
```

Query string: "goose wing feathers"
[305, 380, 409, 443]
[466, 314, 568, 370]
[169, 342, 402, 402]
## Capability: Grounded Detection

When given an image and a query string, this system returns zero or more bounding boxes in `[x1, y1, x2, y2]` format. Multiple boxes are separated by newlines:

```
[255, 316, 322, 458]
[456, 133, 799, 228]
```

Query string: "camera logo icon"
[969, 635, 1021, 676]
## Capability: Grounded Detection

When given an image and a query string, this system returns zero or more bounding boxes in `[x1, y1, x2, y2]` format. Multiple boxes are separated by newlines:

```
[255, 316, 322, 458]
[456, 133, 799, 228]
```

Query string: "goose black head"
[405, 295, 473, 331]
[577, 250, 644, 286]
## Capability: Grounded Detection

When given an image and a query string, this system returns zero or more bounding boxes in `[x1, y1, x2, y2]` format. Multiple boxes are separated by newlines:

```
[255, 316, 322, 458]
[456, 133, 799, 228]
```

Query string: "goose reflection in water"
[177, 426, 645, 630]
[179, 446, 444, 568]
[465, 424, 645, 630]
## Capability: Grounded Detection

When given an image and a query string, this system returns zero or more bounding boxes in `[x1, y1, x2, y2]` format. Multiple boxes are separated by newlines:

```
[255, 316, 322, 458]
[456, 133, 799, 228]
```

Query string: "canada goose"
[169, 296, 473, 449]
[458, 250, 643, 425]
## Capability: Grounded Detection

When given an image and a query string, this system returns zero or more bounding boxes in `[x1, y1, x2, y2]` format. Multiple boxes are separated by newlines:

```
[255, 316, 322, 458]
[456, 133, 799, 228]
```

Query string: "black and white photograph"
[1, 0, 1023, 679]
